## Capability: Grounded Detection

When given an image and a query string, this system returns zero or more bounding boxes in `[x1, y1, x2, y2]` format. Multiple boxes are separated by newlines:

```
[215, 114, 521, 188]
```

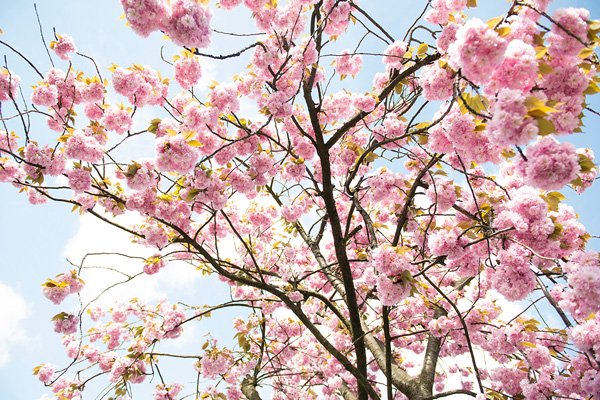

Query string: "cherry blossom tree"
[1, 0, 600, 399]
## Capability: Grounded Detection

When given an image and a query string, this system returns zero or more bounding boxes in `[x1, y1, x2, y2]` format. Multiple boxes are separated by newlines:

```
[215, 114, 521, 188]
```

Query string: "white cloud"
[0, 282, 30, 367]
[62, 212, 203, 309]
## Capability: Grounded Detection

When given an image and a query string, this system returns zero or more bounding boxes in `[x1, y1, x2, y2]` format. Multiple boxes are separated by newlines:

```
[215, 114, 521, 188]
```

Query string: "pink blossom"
[120, 0, 168, 37]
[209, 83, 239, 113]
[524, 136, 580, 190]
[377, 274, 410, 306]
[570, 314, 600, 355]
[112, 66, 168, 107]
[426, 179, 456, 213]
[31, 85, 59, 107]
[437, 24, 459, 53]
[219, 0, 242, 9]
[281, 203, 303, 222]
[323, 1, 351, 36]
[382, 41, 408, 70]
[68, 168, 92, 193]
[36, 364, 56, 384]
[488, 89, 538, 147]
[369, 244, 414, 277]
[425, 0, 452, 25]
[82, 81, 105, 102]
[485, 39, 538, 95]
[166, 0, 212, 49]
[265, 91, 293, 118]
[65, 129, 104, 162]
[155, 134, 199, 174]
[174, 56, 202, 89]
[42, 270, 85, 305]
[154, 383, 183, 400]
[547, 8, 589, 60]
[121, 160, 157, 191]
[352, 94, 376, 112]
[101, 106, 133, 134]
[52, 34, 77, 61]
[109, 357, 147, 384]
[200, 350, 232, 379]
[143, 255, 165, 275]
[494, 186, 554, 246]
[419, 62, 454, 101]
[447, 19, 507, 85]
[334, 50, 362, 77]
[53, 313, 79, 334]
[490, 245, 536, 301]
[27, 188, 48, 204]
[428, 226, 467, 260]
[0, 68, 20, 102]
[84, 102, 104, 120]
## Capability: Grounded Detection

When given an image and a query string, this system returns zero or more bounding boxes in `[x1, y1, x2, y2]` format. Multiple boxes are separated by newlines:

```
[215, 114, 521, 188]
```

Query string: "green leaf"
[579, 153, 596, 172]
[147, 118, 161, 134]
[584, 81, 600, 95]
[537, 118, 555, 136]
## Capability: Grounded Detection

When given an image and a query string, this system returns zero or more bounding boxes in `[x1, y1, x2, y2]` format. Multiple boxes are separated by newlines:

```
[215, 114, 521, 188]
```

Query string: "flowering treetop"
[1, 0, 600, 399]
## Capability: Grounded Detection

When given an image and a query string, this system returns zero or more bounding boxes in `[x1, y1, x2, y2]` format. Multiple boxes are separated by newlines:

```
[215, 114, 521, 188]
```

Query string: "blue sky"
[0, 0, 599, 399]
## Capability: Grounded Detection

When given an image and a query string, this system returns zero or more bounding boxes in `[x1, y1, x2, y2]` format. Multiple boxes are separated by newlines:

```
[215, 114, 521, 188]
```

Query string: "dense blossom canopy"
[1, 0, 600, 399]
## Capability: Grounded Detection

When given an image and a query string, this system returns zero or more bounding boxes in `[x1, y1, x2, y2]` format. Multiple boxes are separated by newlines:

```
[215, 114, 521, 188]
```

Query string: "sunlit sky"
[0, 0, 599, 399]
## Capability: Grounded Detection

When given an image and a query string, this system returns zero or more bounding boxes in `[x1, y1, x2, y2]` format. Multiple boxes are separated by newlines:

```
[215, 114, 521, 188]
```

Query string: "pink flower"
[377, 274, 411, 306]
[84, 102, 104, 120]
[143, 255, 165, 275]
[101, 105, 133, 134]
[494, 186, 554, 246]
[437, 23, 459, 53]
[174, 56, 202, 89]
[120, 0, 168, 37]
[65, 129, 104, 162]
[154, 383, 183, 400]
[426, 179, 456, 213]
[419, 62, 454, 101]
[352, 94, 376, 112]
[281, 203, 304, 222]
[382, 41, 408, 70]
[334, 50, 362, 77]
[490, 245, 536, 301]
[265, 91, 293, 118]
[31, 85, 59, 107]
[200, 350, 232, 379]
[112, 65, 168, 107]
[488, 89, 538, 147]
[524, 136, 580, 190]
[27, 188, 48, 204]
[68, 168, 92, 193]
[0, 68, 20, 102]
[52, 34, 77, 61]
[122, 160, 157, 191]
[547, 8, 589, 61]
[155, 134, 199, 174]
[53, 313, 79, 334]
[485, 39, 538, 95]
[447, 19, 507, 85]
[166, 0, 212, 49]
[209, 83, 239, 113]
[219, 0, 242, 9]
[36, 364, 56, 384]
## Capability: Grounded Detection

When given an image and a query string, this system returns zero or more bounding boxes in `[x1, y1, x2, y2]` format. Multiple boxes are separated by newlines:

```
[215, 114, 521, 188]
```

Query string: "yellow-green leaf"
[487, 16, 504, 29]
[578, 47, 595, 59]
[537, 118, 555, 136]
[584, 81, 600, 95]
